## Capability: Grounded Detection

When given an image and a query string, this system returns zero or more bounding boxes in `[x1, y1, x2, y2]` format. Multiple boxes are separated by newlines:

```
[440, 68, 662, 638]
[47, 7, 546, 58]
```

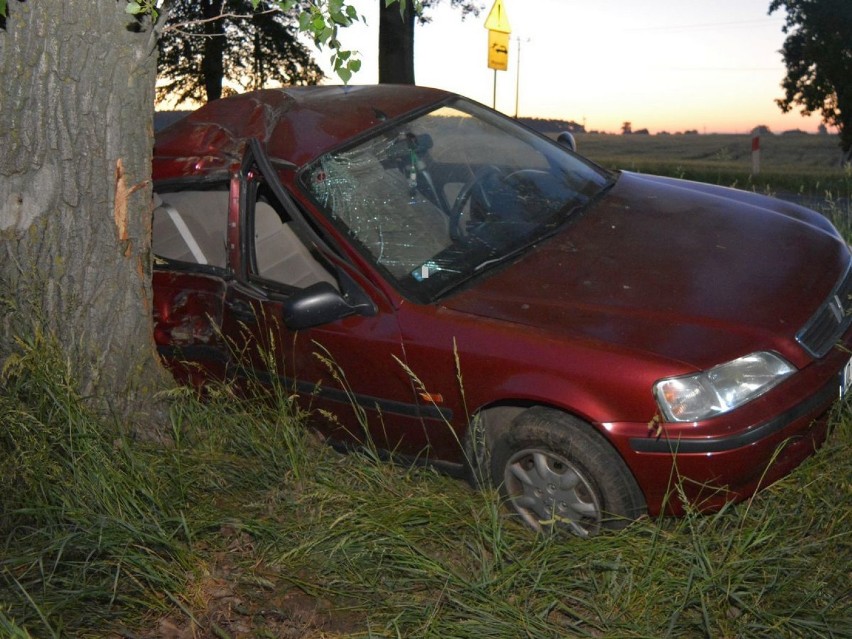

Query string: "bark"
[0, 0, 171, 433]
[378, 0, 415, 84]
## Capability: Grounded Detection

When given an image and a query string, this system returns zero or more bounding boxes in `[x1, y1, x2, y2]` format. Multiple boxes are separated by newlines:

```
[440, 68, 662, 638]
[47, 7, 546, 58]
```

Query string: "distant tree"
[158, 0, 324, 106]
[769, 0, 852, 159]
[379, 0, 415, 83]
[379, 0, 482, 84]
[621, 121, 632, 135]
[684, 129, 699, 135]
[818, 123, 828, 135]
[751, 125, 773, 136]
[634, 128, 650, 135]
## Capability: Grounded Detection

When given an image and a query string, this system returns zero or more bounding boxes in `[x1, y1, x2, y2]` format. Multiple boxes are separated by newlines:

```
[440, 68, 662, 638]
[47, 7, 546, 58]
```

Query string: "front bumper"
[605, 338, 850, 515]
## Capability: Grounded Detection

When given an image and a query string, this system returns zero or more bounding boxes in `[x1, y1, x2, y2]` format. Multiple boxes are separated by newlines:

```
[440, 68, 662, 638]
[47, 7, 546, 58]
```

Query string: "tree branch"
[161, 8, 279, 35]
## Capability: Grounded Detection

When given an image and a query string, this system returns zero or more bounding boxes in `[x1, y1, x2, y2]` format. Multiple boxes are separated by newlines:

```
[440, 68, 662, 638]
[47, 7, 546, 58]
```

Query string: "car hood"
[442, 171, 850, 372]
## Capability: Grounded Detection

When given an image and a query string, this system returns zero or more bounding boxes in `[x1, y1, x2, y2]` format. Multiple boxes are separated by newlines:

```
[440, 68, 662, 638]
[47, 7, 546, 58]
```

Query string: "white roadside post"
[752, 134, 761, 176]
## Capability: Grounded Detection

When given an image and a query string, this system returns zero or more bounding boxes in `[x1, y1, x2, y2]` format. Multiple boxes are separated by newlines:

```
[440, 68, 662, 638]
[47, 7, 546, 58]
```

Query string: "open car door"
[217, 140, 436, 450]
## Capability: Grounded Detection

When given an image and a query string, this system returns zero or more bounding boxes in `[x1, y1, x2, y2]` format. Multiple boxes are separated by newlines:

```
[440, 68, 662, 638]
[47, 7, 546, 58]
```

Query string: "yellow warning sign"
[488, 30, 509, 70]
[484, 0, 511, 34]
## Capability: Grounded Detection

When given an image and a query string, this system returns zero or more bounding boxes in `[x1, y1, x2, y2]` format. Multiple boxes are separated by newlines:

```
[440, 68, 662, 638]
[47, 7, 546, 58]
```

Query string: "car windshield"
[301, 98, 612, 302]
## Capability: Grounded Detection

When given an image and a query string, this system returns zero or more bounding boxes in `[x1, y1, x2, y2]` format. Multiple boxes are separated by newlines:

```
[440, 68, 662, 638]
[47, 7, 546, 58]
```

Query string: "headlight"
[654, 352, 795, 422]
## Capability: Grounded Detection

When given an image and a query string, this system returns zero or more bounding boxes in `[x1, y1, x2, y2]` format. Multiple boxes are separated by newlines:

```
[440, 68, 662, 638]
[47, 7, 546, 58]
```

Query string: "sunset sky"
[311, 0, 830, 135]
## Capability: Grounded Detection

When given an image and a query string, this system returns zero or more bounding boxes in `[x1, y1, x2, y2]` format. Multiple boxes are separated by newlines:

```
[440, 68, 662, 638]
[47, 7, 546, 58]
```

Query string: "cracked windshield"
[303, 99, 611, 301]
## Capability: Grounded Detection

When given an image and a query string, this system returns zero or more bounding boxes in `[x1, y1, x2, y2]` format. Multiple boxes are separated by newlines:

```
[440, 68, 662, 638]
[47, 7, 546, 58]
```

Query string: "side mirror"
[556, 131, 577, 152]
[283, 281, 372, 330]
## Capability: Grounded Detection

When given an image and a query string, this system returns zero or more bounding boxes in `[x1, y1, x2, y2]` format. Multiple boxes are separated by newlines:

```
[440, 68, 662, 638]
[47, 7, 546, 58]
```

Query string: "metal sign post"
[484, 0, 511, 110]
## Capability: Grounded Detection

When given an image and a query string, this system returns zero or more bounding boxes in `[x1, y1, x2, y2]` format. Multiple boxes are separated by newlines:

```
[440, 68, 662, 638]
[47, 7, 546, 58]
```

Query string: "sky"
[308, 0, 830, 135]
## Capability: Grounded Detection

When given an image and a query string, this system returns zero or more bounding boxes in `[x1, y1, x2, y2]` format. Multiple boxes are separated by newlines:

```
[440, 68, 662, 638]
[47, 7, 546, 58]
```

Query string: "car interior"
[152, 189, 336, 290]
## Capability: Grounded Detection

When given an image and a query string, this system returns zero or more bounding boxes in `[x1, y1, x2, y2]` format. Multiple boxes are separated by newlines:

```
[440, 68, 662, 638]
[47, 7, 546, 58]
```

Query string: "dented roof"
[153, 85, 450, 180]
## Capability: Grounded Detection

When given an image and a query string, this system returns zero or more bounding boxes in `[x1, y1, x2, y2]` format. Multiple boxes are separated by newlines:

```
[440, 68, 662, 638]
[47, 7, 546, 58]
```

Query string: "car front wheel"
[488, 407, 646, 538]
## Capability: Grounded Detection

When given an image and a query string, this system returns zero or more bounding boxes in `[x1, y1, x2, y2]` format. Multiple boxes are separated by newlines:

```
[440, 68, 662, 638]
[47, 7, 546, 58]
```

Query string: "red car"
[152, 86, 851, 537]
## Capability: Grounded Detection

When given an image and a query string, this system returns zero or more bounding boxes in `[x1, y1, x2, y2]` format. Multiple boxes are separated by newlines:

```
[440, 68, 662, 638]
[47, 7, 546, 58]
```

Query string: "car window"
[247, 182, 338, 290]
[302, 98, 611, 301]
[305, 136, 453, 279]
[153, 189, 229, 269]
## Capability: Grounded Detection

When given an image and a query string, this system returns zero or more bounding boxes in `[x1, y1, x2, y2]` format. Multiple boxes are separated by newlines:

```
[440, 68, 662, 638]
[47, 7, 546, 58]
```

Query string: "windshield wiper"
[474, 215, 573, 273]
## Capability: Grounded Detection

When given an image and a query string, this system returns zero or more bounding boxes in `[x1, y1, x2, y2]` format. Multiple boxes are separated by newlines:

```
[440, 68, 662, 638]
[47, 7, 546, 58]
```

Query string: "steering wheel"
[449, 164, 503, 241]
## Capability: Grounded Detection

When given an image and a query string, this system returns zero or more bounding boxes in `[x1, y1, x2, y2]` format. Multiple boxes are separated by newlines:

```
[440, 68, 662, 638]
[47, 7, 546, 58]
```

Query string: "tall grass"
[4, 324, 848, 637]
[247, 406, 851, 638]
[0, 331, 190, 635]
[0, 329, 322, 636]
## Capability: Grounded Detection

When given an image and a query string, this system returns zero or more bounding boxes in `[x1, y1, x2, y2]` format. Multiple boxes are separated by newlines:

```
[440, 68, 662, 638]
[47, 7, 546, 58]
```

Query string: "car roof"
[153, 85, 452, 181]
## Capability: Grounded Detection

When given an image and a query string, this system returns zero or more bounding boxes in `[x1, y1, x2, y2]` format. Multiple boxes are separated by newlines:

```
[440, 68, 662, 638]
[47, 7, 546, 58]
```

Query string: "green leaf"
[0, 0, 7, 18]
[125, 1, 143, 15]
[318, 25, 334, 45]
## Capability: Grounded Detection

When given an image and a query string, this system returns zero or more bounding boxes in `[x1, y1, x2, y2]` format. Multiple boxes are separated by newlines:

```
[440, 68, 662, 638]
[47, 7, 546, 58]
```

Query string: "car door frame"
[221, 139, 455, 456]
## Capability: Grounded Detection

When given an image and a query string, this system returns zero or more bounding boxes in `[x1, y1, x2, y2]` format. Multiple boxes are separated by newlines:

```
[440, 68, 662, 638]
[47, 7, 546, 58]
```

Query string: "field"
[1, 136, 851, 638]
[576, 132, 845, 172]
[572, 132, 852, 232]
[574, 132, 851, 197]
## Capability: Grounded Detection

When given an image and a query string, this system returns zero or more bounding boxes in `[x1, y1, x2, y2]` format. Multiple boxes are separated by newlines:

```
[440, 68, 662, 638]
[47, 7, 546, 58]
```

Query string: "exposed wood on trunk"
[0, 0, 172, 434]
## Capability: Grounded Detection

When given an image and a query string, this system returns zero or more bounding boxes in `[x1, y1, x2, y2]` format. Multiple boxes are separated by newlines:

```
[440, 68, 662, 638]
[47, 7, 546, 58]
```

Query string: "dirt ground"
[117, 524, 366, 639]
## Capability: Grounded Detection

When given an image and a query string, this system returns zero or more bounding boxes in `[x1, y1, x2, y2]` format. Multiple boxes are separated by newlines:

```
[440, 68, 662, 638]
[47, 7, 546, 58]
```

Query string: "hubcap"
[504, 448, 602, 537]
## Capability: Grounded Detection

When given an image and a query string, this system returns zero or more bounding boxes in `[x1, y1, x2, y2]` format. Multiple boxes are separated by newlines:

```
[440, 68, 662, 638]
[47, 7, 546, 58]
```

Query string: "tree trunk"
[202, 0, 226, 101]
[379, 0, 415, 84]
[0, 0, 171, 433]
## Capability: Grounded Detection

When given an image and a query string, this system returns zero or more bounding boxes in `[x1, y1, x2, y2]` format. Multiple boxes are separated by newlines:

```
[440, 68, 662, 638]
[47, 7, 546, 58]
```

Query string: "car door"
[218, 140, 435, 451]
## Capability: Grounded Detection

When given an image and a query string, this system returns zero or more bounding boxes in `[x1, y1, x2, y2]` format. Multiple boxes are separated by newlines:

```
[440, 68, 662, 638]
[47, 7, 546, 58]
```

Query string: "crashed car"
[152, 85, 851, 537]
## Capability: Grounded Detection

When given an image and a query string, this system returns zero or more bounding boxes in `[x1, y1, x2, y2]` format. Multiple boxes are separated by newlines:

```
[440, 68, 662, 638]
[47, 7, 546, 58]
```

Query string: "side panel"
[153, 269, 229, 386]
[220, 270, 428, 452]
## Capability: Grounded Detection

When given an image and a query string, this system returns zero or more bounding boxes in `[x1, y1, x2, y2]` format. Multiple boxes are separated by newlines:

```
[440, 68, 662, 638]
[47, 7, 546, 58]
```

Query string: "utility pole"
[514, 36, 529, 118]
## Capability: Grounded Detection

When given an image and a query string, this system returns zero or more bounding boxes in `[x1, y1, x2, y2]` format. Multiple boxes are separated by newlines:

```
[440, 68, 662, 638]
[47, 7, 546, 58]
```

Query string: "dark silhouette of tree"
[769, 0, 852, 159]
[158, 0, 324, 106]
[379, 0, 415, 83]
[621, 121, 632, 135]
[379, 0, 482, 85]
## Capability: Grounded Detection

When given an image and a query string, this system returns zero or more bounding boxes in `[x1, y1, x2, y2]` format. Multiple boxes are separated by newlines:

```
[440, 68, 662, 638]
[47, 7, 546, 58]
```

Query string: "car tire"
[488, 406, 646, 538]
